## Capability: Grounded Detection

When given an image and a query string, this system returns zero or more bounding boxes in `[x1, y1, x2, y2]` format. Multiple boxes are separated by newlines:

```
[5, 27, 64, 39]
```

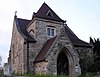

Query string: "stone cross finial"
[15, 11, 17, 16]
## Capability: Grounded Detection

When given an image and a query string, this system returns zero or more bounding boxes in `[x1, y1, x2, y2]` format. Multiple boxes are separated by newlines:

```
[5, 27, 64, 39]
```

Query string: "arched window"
[29, 29, 34, 37]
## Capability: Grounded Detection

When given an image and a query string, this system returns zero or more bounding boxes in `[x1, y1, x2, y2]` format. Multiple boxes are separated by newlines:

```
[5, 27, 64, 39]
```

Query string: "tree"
[89, 37, 100, 72]
[90, 37, 94, 45]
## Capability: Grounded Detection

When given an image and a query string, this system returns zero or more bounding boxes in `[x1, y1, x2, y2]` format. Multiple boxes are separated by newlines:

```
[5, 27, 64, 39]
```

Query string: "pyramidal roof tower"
[33, 2, 65, 22]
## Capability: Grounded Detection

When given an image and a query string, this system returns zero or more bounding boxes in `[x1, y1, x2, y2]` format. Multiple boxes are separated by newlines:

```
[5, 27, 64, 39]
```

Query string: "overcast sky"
[0, 0, 100, 65]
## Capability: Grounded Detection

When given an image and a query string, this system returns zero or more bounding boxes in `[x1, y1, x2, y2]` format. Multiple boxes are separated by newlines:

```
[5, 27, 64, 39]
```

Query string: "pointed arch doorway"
[57, 49, 69, 75]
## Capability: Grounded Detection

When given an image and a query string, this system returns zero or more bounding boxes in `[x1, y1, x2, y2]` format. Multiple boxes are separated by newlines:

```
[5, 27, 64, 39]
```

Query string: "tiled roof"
[34, 36, 57, 63]
[34, 2, 65, 22]
[15, 16, 36, 42]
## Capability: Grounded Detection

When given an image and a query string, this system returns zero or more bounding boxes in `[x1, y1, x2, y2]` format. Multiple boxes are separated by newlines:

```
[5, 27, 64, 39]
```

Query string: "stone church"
[8, 3, 93, 77]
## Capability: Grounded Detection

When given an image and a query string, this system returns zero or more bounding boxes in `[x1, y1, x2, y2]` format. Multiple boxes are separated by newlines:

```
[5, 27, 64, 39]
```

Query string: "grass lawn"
[16, 74, 67, 77]
[15, 72, 100, 77]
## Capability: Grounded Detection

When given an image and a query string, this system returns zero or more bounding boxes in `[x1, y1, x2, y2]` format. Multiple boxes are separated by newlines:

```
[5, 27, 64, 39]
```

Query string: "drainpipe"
[26, 42, 29, 74]
[26, 39, 36, 74]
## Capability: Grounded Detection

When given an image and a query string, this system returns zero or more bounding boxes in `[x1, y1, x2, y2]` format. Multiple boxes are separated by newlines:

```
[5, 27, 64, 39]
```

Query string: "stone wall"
[74, 47, 93, 73]
[45, 28, 81, 77]
[34, 61, 48, 75]
[32, 27, 82, 77]
[27, 18, 64, 60]
[27, 43, 43, 73]
[27, 18, 63, 44]
[27, 18, 64, 73]
[10, 20, 25, 74]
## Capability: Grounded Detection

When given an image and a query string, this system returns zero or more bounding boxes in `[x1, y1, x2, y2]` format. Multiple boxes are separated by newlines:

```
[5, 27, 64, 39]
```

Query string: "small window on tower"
[46, 26, 56, 37]
[46, 10, 53, 17]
